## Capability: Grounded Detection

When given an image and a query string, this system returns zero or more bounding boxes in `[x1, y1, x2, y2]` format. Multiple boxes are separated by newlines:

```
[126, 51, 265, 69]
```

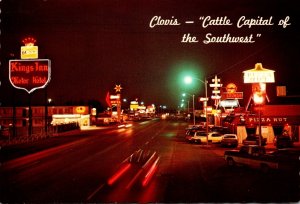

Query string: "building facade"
[0, 106, 90, 137]
[222, 105, 300, 144]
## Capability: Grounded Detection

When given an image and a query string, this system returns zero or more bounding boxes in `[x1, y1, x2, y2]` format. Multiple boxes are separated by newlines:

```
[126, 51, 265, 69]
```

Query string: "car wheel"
[227, 158, 235, 166]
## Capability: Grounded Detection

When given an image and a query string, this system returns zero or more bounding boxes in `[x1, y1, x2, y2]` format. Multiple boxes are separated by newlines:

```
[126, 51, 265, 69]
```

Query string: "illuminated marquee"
[222, 83, 243, 99]
[75, 106, 87, 114]
[9, 59, 51, 93]
[226, 83, 237, 93]
[243, 63, 275, 83]
[21, 37, 38, 59]
[247, 117, 288, 124]
[130, 101, 139, 110]
[219, 99, 239, 108]
[222, 92, 243, 99]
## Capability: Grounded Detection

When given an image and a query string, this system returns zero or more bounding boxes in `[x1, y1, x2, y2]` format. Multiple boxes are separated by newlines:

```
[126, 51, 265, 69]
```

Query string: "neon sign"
[9, 59, 51, 93]
[243, 63, 275, 83]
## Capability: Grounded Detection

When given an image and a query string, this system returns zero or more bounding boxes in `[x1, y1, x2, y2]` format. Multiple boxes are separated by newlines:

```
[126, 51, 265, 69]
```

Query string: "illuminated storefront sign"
[130, 101, 139, 110]
[219, 99, 239, 108]
[222, 92, 243, 99]
[9, 59, 51, 93]
[226, 83, 237, 93]
[21, 37, 38, 59]
[110, 95, 120, 99]
[246, 116, 300, 125]
[75, 106, 87, 114]
[243, 63, 275, 83]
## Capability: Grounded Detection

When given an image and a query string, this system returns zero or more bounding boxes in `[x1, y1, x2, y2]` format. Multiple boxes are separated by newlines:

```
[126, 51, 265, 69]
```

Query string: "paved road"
[0, 119, 299, 203]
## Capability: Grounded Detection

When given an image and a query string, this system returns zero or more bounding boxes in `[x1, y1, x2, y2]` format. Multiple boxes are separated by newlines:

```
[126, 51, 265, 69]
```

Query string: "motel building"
[0, 106, 90, 137]
[222, 104, 300, 144]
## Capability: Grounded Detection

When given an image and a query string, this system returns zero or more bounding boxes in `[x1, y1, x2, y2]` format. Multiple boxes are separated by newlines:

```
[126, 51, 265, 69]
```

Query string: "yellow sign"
[21, 46, 38, 59]
[75, 106, 86, 114]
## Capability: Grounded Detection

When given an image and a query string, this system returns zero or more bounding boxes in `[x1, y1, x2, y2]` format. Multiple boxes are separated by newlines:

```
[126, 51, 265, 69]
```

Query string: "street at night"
[1, 1, 300, 203]
[1, 119, 299, 203]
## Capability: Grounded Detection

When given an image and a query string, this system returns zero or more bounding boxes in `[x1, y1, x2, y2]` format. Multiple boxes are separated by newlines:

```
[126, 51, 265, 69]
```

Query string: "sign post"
[243, 63, 275, 146]
[9, 37, 51, 138]
[114, 85, 123, 122]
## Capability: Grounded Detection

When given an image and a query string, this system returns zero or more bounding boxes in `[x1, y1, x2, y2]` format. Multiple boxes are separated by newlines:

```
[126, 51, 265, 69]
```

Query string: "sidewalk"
[0, 125, 112, 162]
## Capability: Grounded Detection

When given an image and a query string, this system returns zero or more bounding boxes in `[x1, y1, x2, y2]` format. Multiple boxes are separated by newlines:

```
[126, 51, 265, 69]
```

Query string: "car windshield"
[187, 130, 197, 136]
[196, 132, 207, 136]
[211, 133, 222, 137]
[246, 136, 257, 140]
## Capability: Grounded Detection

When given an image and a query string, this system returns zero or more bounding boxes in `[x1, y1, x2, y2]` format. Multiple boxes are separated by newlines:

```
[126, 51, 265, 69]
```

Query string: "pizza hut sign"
[9, 59, 51, 93]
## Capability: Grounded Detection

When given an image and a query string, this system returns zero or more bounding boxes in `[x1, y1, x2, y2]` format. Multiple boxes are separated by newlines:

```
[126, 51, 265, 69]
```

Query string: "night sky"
[1, 0, 299, 108]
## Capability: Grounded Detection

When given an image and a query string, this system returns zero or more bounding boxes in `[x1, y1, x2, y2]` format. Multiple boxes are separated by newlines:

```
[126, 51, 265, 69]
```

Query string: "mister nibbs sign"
[9, 59, 51, 93]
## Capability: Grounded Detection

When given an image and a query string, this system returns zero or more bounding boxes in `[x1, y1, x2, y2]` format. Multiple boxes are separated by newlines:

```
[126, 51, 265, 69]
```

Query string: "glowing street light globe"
[184, 76, 193, 84]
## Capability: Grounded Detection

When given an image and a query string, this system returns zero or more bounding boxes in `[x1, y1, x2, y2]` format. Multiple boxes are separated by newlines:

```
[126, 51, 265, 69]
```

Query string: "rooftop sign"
[243, 63, 275, 83]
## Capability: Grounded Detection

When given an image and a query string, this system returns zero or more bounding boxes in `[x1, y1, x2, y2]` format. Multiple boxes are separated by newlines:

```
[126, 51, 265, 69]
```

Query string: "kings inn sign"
[9, 59, 51, 93]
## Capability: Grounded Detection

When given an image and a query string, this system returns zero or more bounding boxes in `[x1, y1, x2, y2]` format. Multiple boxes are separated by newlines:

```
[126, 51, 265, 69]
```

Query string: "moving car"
[107, 149, 160, 188]
[220, 134, 238, 147]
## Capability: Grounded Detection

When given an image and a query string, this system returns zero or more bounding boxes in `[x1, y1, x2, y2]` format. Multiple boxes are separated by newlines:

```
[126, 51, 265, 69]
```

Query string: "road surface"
[0, 119, 299, 203]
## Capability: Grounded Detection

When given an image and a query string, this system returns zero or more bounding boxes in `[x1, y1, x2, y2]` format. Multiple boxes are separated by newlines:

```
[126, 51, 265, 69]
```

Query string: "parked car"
[185, 126, 201, 135]
[191, 132, 223, 144]
[273, 135, 293, 149]
[208, 132, 224, 143]
[185, 128, 199, 140]
[220, 134, 238, 147]
[243, 135, 266, 146]
[185, 131, 206, 143]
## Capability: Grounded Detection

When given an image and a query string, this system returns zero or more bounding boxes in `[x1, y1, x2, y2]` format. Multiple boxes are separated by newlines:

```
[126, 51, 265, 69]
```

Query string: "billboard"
[9, 59, 51, 93]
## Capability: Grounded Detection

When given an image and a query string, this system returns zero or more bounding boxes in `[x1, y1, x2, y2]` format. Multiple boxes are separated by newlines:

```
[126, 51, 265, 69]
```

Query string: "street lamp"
[182, 93, 195, 125]
[184, 76, 209, 145]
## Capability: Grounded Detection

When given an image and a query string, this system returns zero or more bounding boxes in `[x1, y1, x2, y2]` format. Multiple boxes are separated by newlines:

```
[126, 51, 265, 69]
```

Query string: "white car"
[186, 131, 206, 143]
[187, 131, 223, 144]
[221, 134, 238, 147]
[205, 132, 223, 143]
[201, 132, 223, 143]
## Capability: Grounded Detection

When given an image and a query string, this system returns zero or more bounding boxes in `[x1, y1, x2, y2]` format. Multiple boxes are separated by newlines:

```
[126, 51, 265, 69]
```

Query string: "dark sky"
[1, 0, 299, 108]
